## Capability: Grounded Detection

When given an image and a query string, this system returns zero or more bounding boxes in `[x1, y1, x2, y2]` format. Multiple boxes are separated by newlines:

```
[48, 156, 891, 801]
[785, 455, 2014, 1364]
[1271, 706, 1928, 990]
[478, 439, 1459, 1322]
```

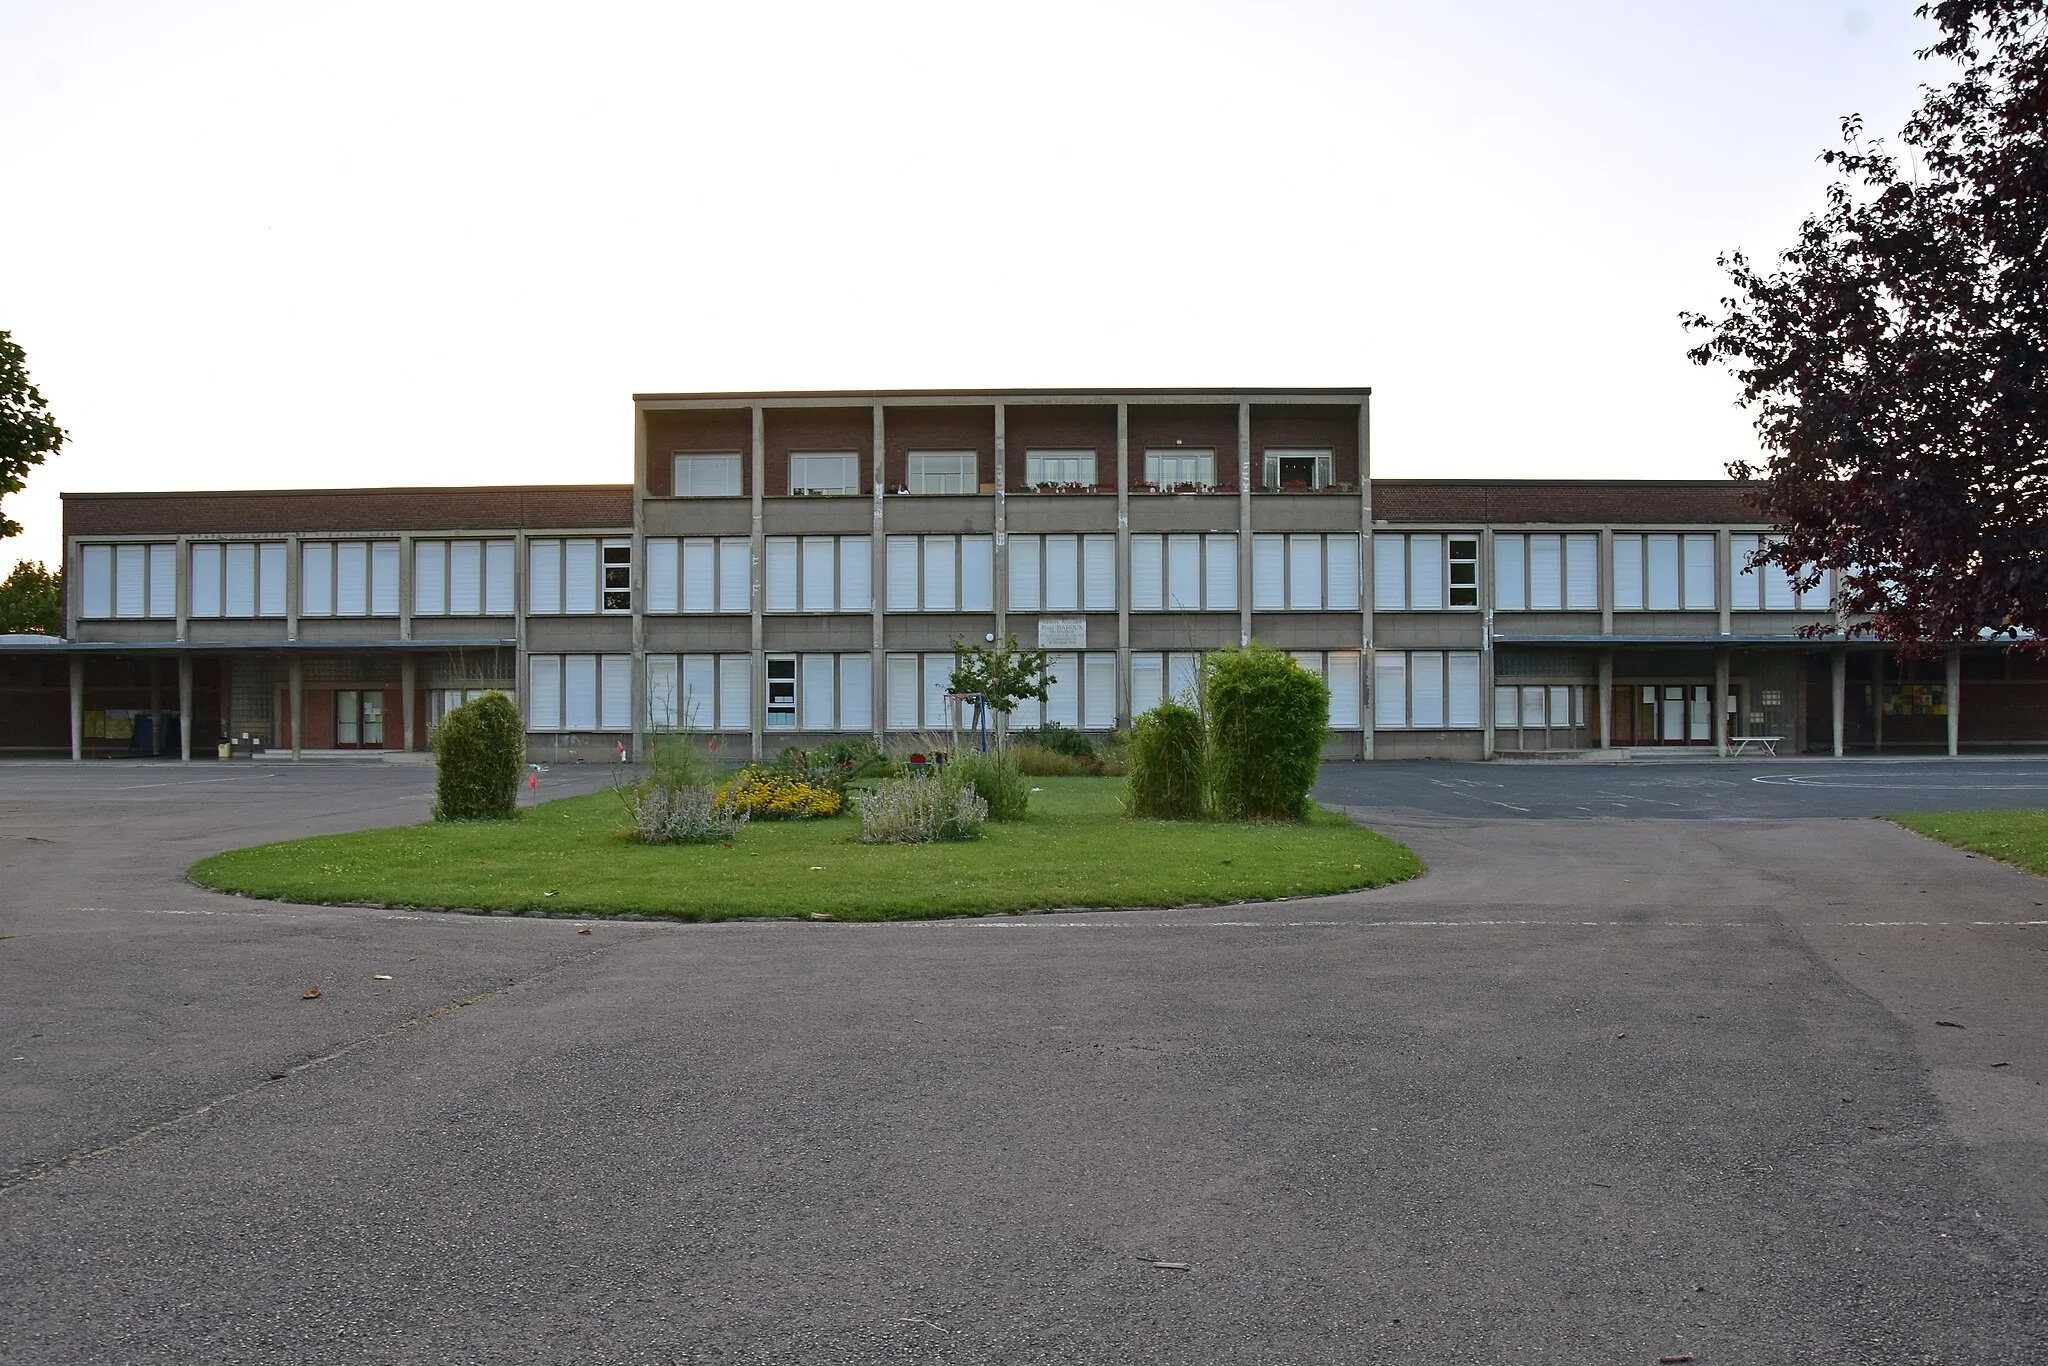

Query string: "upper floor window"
[1613, 533, 1716, 611]
[602, 542, 632, 612]
[1372, 534, 1477, 610]
[644, 537, 754, 614]
[1261, 448, 1332, 491]
[1495, 533, 1597, 611]
[302, 540, 402, 617]
[885, 534, 994, 612]
[415, 539, 515, 616]
[763, 535, 874, 613]
[1129, 534, 1235, 612]
[906, 451, 976, 495]
[790, 452, 860, 496]
[78, 543, 176, 620]
[189, 541, 285, 619]
[1023, 450, 1097, 489]
[1731, 535, 1832, 611]
[673, 452, 743, 497]
[1010, 534, 1116, 612]
[1143, 448, 1215, 491]
[1252, 534, 1361, 611]
[528, 538, 627, 615]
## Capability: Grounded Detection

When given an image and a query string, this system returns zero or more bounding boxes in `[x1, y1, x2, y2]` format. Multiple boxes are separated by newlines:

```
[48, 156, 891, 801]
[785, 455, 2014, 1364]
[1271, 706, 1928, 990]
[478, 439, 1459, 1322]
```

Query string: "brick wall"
[1375, 481, 1762, 525]
[1003, 405, 1118, 488]
[1125, 404, 1240, 488]
[764, 407, 872, 498]
[645, 409, 752, 497]
[883, 406, 995, 491]
[64, 486, 632, 537]
[1250, 404, 1361, 486]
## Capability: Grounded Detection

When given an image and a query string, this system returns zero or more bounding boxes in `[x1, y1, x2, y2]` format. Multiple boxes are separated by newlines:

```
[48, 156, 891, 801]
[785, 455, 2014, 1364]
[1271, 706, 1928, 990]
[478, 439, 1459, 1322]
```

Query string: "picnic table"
[1730, 735, 1783, 757]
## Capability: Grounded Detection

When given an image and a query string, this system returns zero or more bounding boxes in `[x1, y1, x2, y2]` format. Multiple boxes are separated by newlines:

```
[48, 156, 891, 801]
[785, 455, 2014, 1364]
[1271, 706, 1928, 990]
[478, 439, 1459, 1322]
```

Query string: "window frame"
[905, 450, 977, 495]
[672, 452, 744, 498]
[1022, 449, 1098, 489]
[788, 451, 860, 496]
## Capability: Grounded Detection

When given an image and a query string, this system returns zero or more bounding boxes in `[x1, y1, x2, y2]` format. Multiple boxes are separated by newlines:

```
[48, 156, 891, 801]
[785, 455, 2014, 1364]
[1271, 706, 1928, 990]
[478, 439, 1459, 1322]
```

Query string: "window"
[883, 651, 986, 730]
[1494, 533, 1597, 611]
[79, 543, 177, 619]
[1249, 534, 1360, 611]
[1004, 651, 1118, 731]
[300, 541, 402, 617]
[906, 451, 976, 494]
[1023, 450, 1097, 488]
[790, 452, 859, 496]
[602, 541, 632, 612]
[1730, 535, 1832, 611]
[1285, 652, 1366, 729]
[1373, 650, 1482, 729]
[1612, 533, 1717, 611]
[673, 453, 743, 497]
[1373, 533, 1480, 611]
[885, 535, 993, 611]
[1143, 448, 1216, 490]
[187, 542, 285, 619]
[1010, 534, 1116, 612]
[526, 539, 615, 615]
[414, 540, 517, 616]
[1494, 684, 1587, 734]
[1261, 448, 1333, 491]
[766, 656, 797, 730]
[525, 654, 632, 731]
[644, 537, 761, 613]
[1130, 651, 1205, 716]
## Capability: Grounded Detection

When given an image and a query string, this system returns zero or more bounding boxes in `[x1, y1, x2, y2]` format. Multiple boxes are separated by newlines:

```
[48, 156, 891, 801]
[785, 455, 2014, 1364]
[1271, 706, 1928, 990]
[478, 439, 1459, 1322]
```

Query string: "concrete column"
[1714, 648, 1730, 757]
[69, 654, 84, 762]
[1599, 528, 1614, 638]
[1873, 649, 1884, 753]
[397, 534, 414, 642]
[284, 534, 300, 643]
[1716, 528, 1733, 638]
[1480, 528, 1495, 758]
[992, 401, 1007, 651]
[402, 654, 417, 753]
[175, 535, 190, 643]
[149, 658, 163, 757]
[630, 403, 649, 762]
[289, 657, 304, 760]
[178, 653, 193, 762]
[1598, 650, 1614, 749]
[1114, 401, 1130, 725]
[1237, 402, 1252, 647]
[1946, 647, 1962, 757]
[749, 404, 766, 764]
[1359, 396, 1373, 760]
[1831, 648, 1846, 758]
[870, 403, 887, 745]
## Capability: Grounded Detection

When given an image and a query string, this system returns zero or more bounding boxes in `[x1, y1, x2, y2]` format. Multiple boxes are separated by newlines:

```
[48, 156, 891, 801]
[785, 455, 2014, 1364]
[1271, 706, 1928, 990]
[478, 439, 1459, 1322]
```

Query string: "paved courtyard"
[2, 759, 2045, 1363]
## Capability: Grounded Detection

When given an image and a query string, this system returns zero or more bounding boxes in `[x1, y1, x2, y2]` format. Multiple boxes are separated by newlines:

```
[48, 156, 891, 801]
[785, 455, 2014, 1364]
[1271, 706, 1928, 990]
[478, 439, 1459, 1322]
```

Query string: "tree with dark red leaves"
[1683, 1, 2048, 649]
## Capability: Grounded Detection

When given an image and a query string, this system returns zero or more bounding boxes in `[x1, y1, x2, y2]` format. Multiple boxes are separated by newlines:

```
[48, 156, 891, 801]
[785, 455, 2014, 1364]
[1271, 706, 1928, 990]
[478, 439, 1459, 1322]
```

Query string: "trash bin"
[217, 741, 232, 761]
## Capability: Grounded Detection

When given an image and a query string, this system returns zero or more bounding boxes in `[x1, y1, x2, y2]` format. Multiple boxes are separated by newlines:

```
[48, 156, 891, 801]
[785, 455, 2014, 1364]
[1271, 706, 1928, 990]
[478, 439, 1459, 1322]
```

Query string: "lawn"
[187, 777, 1423, 920]
[1890, 808, 2048, 877]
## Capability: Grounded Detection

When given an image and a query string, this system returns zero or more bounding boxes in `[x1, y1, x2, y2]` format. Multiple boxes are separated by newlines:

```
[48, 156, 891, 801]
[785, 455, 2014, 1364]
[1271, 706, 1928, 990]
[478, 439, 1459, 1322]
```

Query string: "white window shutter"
[148, 543, 177, 618]
[1407, 535, 1442, 611]
[448, 541, 481, 615]
[564, 655, 598, 730]
[1084, 654, 1115, 729]
[1529, 535, 1562, 611]
[337, 542, 370, 616]
[1647, 535, 1680, 609]
[80, 544, 112, 618]
[1252, 535, 1285, 610]
[802, 654, 836, 729]
[1166, 535, 1200, 611]
[1082, 536, 1115, 611]
[1683, 535, 1717, 609]
[529, 655, 562, 730]
[801, 538, 835, 613]
[189, 544, 221, 617]
[1373, 535, 1407, 611]
[1007, 535, 1042, 611]
[887, 537, 919, 611]
[717, 656, 750, 731]
[886, 655, 920, 730]
[1044, 652, 1079, 728]
[1328, 652, 1362, 728]
[839, 537, 872, 612]
[1325, 535, 1360, 611]
[301, 543, 334, 617]
[109, 545, 142, 618]
[923, 537, 956, 611]
[1167, 651, 1200, 704]
[839, 654, 872, 731]
[1729, 534, 1759, 610]
[718, 539, 750, 613]
[1800, 568, 1832, 612]
[1129, 536, 1163, 611]
[1374, 652, 1408, 728]
[765, 537, 798, 612]
[600, 655, 631, 731]
[1410, 651, 1445, 727]
[1131, 653, 1163, 716]
[1447, 652, 1481, 728]
[225, 544, 257, 617]
[414, 541, 446, 615]
[1763, 556, 1796, 610]
[1612, 536, 1643, 610]
[923, 654, 952, 729]
[565, 540, 598, 615]
[961, 536, 994, 612]
[1205, 535, 1238, 611]
[527, 541, 560, 614]
[680, 655, 716, 731]
[1044, 535, 1078, 611]
[646, 655, 678, 730]
[678, 539, 712, 613]
[1288, 535, 1323, 610]
[483, 541, 514, 614]
[258, 543, 286, 617]
[1494, 534, 1525, 611]
[372, 542, 402, 616]
[646, 539, 679, 613]
[1565, 535, 1597, 610]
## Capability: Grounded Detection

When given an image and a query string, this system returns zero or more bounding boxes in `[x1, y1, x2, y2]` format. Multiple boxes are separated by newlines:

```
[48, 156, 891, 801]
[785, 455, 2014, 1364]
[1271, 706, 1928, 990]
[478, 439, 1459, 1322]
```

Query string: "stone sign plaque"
[1035, 618, 1088, 649]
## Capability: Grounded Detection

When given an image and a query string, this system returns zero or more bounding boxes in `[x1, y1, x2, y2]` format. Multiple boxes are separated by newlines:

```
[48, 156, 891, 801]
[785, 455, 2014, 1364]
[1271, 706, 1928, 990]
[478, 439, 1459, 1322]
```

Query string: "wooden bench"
[1730, 735, 1783, 757]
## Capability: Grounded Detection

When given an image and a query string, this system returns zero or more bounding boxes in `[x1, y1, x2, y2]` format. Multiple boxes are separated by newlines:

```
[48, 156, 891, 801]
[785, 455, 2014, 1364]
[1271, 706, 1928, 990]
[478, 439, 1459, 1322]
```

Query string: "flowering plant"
[713, 766, 843, 820]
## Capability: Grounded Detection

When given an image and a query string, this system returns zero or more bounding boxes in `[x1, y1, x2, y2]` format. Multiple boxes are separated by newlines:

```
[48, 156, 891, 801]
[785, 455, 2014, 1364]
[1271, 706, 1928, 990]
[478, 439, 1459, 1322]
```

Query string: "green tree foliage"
[1203, 646, 1329, 821]
[0, 332, 66, 541]
[1124, 699, 1206, 820]
[431, 691, 525, 821]
[1682, 2, 2048, 646]
[0, 559, 62, 635]
[947, 633, 1052, 733]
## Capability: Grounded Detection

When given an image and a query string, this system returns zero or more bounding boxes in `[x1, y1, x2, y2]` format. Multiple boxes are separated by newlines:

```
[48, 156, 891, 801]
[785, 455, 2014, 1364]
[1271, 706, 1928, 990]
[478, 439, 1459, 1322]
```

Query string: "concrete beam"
[178, 654, 193, 762]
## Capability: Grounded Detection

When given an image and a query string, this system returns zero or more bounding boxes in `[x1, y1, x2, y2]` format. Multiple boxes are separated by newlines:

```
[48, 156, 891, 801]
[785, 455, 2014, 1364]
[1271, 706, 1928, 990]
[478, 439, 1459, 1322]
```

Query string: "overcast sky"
[1, 0, 1942, 570]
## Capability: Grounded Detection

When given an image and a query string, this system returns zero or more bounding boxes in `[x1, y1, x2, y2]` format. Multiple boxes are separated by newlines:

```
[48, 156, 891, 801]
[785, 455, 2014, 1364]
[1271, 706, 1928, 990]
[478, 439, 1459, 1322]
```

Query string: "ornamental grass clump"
[714, 766, 844, 820]
[431, 691, 524, 821]
[633, 782, 748, 844]
[856, 771, 988, 844]
[1203, 645, 1330, 821]
[949, 750, 1030, 822]
[1124, 700, 1206, 820]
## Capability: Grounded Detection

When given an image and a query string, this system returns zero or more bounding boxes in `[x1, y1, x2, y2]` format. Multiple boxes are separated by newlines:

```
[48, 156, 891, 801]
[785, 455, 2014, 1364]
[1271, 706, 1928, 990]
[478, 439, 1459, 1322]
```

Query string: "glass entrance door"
[333, 690, 385, 749]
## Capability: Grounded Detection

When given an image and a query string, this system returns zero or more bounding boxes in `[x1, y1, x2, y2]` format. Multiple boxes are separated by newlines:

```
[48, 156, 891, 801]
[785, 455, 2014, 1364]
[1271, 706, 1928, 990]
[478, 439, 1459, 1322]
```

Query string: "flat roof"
[633, 386, 1372, 402]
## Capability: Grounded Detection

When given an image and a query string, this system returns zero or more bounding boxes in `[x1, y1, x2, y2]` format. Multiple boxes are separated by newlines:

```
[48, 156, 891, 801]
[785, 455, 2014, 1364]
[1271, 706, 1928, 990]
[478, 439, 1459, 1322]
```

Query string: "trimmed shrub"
[431, 691, 525, 821]
[714, 766, 844, 820]
[633, 783, 748, 844]
[1203, 645, 1330, 821]
[857, 770, 988, 843]
[950, 750, 1030, 821]
[1125, 701, 1206, 819]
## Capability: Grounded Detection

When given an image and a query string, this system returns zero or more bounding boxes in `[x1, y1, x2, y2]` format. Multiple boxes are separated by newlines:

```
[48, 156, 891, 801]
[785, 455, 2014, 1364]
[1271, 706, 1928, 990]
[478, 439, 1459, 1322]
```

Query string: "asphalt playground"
[2, 757, 2045, 1364]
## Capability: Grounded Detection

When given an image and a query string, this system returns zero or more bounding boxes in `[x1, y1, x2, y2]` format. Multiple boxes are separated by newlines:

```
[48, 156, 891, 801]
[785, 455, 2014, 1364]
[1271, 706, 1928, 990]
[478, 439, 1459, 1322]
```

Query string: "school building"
[6, 387, 2043, 760]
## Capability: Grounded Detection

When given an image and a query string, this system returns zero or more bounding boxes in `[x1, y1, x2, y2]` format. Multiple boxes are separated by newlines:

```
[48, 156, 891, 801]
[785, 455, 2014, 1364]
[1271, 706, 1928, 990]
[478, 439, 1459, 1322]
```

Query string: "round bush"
[431, 691, 525, 821]
[1203, 646, 1329, 821]
[1125, 700, 1205, 820]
